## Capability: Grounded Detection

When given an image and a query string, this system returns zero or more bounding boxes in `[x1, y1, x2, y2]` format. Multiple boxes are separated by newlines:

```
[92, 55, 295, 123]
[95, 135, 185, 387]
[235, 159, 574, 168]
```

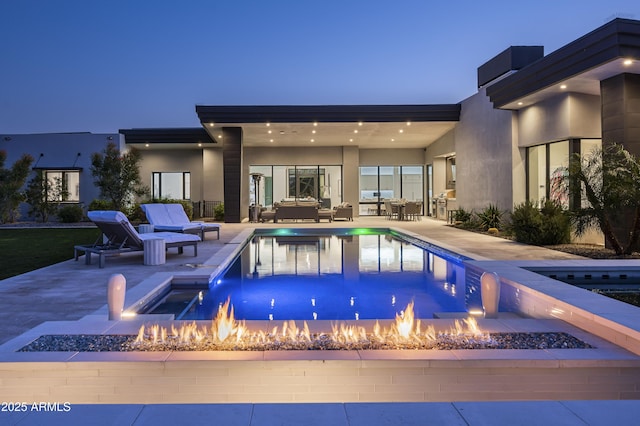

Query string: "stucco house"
[2, 18, 639, 242]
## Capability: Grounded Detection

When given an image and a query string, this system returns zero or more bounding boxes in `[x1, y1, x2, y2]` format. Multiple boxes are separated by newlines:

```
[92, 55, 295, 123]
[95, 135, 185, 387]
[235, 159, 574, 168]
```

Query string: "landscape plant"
[0, 151, 33, 223]
[564, 143, 640, 255]
[214, 203, 225, 221]
[24, 170, 69, 222]
[511, 199, 570, 245]
[476, 204, 503, 231]
[90, 143, 148, 212]
[453, 207, 473, 223]
[57, 204, 85, 223]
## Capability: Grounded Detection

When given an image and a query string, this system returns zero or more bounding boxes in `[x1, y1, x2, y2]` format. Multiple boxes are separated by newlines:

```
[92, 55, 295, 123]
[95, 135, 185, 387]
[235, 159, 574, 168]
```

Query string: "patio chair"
[333, 203, 353, 221]
[404, 201, 422, 221]
[75, 210, 200, 268]
[141, 203, 220, 240]
[383, 199, 398, 220]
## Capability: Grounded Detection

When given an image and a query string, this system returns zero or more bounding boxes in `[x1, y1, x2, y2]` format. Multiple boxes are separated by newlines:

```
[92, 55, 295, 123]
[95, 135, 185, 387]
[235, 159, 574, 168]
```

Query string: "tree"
[565, 143, 640, 255]
[24, 170, 69, 222]
[90, 143, 148, 211]
[0, 150, 33, 223]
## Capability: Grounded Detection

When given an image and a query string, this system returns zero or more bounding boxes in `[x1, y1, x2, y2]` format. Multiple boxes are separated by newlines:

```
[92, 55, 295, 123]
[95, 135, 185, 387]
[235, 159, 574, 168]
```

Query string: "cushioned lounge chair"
[75, 210, 200, 268]
[141, 203, 220, 240]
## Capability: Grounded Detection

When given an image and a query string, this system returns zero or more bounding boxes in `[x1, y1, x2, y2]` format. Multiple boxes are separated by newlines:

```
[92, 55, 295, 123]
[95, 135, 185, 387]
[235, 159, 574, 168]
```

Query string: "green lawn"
[0, 228, 102, 280]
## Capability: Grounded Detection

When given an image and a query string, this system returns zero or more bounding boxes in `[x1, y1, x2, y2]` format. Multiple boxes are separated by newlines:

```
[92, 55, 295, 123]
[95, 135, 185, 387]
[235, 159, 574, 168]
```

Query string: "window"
[249, 165, 342, 209]
[358, 166, 424, 215]
[42, 170, 80, 202]
[526, 139, 600, 208]
[548, 141, 569, 208]
[152, 172, 191, 200]
[527, 145, 546, 203]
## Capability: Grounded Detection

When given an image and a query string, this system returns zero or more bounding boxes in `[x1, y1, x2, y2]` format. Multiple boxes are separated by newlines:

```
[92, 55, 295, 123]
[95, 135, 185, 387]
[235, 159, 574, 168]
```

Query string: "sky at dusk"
[1, 0, 638, 134]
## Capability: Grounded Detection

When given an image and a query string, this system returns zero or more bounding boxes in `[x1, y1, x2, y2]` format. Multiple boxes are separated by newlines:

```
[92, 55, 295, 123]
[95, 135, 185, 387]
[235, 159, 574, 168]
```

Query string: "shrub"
[127, 203, 146, 223]
[57, 204, 84, 223]
[454, 207, 473, 223]
[511, 200, 543, 244]
[88, 199, 115, 211]
[511, 199, 571, 245]
[477, 204, 503, 231]
[214, 203, 224, 221]
[539, 199, 571, 245]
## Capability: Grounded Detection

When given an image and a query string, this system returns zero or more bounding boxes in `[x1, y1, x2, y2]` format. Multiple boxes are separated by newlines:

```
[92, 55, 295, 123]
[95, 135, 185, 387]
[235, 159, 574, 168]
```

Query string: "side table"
[143, 237, 165, 265]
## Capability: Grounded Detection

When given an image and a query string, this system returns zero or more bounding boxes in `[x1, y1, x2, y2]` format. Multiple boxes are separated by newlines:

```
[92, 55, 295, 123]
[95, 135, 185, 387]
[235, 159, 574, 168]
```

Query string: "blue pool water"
[179, 229, 482, 321]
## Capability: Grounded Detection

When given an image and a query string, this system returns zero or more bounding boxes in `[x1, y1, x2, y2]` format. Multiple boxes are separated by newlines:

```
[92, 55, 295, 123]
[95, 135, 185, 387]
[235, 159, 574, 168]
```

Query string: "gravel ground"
[19, 332, 593, 352]
[545, 243, 640, 259]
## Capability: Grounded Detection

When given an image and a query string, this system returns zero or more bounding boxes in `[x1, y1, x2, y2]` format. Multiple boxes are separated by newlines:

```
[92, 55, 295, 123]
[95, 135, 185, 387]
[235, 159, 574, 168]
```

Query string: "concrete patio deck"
[2, 217, 640, 424]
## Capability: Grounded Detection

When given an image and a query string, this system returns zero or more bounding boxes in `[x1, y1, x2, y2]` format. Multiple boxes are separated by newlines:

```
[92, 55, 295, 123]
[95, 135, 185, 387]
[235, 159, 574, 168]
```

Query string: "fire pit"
[19, 302, 593, 352]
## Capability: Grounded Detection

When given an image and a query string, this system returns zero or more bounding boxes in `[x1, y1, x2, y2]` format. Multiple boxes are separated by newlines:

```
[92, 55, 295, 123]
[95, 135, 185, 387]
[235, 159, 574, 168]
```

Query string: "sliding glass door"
[358, 166, 424, 216]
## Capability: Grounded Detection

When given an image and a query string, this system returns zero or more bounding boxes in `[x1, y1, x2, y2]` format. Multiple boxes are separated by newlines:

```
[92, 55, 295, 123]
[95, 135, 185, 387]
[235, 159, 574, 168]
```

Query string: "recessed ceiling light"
[349, 138, 353, 142]
[268, 130, 272, 134]
[560, 84, 567, 89]
[391, 138, 395, 142]
[517, 102, 523, 106]
[208, 123, 215, 127]
[145, 143, 149, 147]
[406, 121, 411, 126]
[623, 59, 633, 66]
[312, 130, 316, 134]
[310, 139, 315, 143]
[218, 134, 223, 139]
[358, 121, 363, 126]
[266, 122, 270, 127]
[269, 139, 274, 143]
[198, 143, 202, 147]
[399, 129, 404, 133]
[354, 129, 358, 134]
[313, 122, 318, 126]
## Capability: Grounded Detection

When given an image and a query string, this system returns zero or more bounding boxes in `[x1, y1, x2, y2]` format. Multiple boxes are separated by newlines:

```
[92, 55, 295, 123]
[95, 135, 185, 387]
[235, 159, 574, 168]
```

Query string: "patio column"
[222, 127, 243, 223]
[600, 73, 640, 250]
[601, 73, 640, 154]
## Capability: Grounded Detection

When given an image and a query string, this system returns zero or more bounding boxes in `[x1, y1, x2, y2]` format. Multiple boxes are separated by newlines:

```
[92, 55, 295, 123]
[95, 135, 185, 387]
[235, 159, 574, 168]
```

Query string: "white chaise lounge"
[74, 210, 200, 268]
[141, 203, 220, 240]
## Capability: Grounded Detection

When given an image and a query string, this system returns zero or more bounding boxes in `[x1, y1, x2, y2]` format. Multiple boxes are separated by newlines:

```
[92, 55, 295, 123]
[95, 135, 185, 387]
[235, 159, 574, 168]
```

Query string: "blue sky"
[1, 0, 638, 133]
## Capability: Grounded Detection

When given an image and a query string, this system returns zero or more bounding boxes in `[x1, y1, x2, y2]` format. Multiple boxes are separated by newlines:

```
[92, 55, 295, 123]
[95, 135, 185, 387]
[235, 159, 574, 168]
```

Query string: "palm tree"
[565, 143, 640, 255]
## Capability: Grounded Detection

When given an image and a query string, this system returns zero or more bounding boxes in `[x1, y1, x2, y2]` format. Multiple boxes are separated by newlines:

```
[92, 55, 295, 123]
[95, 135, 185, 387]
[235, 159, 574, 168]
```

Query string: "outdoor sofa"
[260, 199, 339, 222]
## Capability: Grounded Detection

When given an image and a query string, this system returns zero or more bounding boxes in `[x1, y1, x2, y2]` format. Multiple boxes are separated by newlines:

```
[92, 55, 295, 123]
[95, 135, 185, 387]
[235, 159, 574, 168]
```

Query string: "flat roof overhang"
[196, 104, 460, 149]
[120, 128, 215, 149]
[486, 18, 640, 110]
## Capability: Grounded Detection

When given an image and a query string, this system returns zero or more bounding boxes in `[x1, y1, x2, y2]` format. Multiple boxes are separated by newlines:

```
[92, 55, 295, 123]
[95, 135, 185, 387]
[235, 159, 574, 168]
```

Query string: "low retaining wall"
[2, 355, 640, 403]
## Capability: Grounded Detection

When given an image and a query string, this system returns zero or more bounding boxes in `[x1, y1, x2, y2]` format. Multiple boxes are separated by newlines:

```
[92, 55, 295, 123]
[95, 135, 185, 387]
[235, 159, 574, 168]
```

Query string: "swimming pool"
[149, 228, 483, 320]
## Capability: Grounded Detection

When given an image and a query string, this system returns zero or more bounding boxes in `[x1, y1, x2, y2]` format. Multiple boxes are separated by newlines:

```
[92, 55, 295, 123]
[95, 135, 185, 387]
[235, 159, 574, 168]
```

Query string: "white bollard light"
[480, 271, 501, 319]
[107, 273, 126, 320]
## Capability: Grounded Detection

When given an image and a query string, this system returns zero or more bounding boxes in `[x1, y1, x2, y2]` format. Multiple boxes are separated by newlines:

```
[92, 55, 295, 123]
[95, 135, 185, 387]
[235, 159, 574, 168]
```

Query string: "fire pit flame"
[133, 300, 489, 350]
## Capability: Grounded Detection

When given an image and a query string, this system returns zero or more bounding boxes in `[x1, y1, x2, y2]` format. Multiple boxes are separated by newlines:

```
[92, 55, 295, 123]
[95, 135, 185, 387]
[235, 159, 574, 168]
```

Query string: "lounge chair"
[75, 210, 200, 268]
[141, 203, 220, 240]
